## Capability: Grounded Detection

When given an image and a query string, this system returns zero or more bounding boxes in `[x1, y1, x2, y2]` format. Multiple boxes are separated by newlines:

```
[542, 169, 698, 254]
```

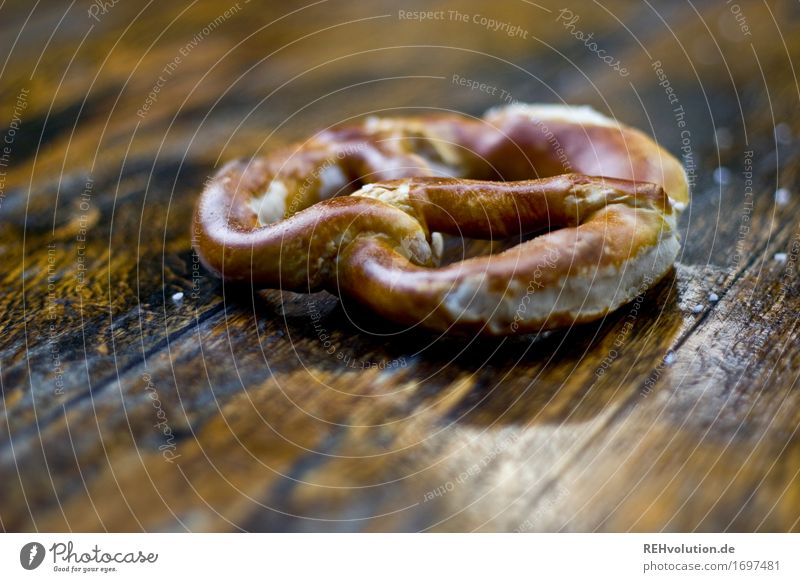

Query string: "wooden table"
[1, 0, 799, 532]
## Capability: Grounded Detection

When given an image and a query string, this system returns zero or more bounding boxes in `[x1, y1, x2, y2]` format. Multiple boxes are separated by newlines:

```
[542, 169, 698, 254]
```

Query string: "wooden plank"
[527, 235, 800, 532]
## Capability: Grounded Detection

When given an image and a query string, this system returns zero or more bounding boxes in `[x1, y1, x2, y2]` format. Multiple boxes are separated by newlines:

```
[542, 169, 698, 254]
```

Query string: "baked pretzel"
[194, 104, 689, 335]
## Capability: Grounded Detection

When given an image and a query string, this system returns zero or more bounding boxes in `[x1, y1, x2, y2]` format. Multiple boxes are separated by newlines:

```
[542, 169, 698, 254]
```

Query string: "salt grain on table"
[713, 167, 732, 185]
[775, 188, 790, 206]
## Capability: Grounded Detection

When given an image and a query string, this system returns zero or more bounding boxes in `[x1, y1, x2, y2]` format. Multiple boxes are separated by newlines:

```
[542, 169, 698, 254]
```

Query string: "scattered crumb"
[692, 304, 704, 314]
[664, 351, 676, 365]
[172, 292, 185, 304]
[775, 188, 791, 206]
[774, 253, 788, 263]
[713, 167, 731, 185]
[708, 292, 719, 302]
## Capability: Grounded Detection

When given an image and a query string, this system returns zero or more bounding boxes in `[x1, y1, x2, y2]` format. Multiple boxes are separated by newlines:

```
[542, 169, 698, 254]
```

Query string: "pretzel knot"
[194, 104, 689, 335]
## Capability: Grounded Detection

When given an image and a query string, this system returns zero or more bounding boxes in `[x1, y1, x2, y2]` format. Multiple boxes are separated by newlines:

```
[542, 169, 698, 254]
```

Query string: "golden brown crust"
[193, 104, 688, 335]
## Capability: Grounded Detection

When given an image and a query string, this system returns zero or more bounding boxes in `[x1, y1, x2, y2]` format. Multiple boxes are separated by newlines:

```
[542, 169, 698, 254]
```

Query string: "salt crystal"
[172, 292, 184, 304]
[664, 351, 676, 365]
[775, 188, 790, 206]
[774, 253, 788, 263]
[713, 167, 731, 185]
[692, 304, 703, 313]
[708, 293, 719, 302]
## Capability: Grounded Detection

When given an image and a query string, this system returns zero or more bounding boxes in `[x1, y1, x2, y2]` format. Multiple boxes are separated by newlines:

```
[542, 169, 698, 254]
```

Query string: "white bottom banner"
[1, 533, 798, 580]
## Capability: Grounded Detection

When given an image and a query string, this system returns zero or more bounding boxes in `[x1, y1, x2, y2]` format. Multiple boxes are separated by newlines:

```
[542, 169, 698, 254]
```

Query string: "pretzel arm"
[337, 180, 677, 334]
[194, 164, 433, 290]
[356, 174, 669, 238]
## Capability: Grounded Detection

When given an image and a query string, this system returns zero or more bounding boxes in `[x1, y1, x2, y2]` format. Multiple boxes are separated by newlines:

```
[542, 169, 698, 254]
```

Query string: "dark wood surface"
[1, 0, 799, 532]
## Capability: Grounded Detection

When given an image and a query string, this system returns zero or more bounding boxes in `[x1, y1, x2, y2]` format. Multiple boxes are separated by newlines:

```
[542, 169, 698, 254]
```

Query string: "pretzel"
[194, 104, 689, 335]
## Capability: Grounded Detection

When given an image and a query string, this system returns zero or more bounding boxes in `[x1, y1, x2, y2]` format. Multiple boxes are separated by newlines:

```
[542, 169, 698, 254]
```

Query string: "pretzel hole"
[435, 227, 556, 266]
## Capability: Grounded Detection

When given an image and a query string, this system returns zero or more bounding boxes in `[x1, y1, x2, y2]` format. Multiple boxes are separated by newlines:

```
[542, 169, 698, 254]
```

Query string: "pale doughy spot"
[318, 165, 348, 200]
[488, 103, 622, 128]
[250, 179, 288, 225]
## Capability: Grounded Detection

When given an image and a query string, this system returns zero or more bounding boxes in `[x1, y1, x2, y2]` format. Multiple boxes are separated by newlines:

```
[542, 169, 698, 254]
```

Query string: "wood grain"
[1, 0, 799, 532]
